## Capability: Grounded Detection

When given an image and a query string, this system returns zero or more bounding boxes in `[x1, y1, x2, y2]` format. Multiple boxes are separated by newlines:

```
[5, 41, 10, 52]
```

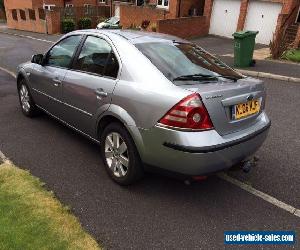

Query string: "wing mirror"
[31, 54, 44, 65]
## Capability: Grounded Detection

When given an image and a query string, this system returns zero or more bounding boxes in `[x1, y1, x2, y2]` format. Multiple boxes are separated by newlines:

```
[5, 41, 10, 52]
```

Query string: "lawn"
[0, 162, 101, 250]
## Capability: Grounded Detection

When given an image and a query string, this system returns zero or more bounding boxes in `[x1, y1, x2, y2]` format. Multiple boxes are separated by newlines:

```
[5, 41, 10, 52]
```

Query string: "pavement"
[192, 35, 300, 79]
[0, 31, 300, 249]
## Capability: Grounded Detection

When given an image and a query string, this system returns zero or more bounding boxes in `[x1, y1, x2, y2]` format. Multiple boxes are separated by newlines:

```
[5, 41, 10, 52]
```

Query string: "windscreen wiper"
[173, 74, 217, 81]
[216, 75, 240, 82]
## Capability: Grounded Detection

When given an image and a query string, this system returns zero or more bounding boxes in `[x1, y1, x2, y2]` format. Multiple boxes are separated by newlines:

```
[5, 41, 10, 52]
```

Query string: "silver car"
[17, 30, 270, 185]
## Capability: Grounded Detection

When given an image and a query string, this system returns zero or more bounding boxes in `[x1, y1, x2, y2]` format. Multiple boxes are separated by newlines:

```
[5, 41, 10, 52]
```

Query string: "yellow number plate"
[234, 99, 260, 120]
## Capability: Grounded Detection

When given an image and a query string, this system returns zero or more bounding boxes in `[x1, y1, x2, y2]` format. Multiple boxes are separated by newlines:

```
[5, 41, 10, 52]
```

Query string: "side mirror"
[31, 54, 44, 65]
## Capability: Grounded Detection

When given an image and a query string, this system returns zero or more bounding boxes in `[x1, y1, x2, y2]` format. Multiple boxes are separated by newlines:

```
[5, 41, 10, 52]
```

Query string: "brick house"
[118, 0, 300, 47]
[3, 0, 300, 48]
[4, 0, 111, 34]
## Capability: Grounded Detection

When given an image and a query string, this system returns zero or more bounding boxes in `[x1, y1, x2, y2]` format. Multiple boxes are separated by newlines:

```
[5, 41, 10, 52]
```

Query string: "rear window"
[135, 42, 243, 82]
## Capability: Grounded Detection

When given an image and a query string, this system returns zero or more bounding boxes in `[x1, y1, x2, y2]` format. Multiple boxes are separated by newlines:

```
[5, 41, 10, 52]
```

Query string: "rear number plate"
[233, 99, 260, 120]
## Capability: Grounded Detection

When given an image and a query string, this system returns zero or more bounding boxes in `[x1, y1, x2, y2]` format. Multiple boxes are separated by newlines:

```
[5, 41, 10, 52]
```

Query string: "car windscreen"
[135, 42, 243, 83]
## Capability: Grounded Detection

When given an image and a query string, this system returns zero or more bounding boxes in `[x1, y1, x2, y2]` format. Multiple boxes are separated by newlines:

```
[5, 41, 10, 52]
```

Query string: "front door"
[62, 35, 120, 136]
[30, 35, 82, 117]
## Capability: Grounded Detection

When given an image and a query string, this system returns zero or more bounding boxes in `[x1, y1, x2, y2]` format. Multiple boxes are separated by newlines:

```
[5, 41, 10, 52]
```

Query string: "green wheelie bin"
[232, 31, 259, 67]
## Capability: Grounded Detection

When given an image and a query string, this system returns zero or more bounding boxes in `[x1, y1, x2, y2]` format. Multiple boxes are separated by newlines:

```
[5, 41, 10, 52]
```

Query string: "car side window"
[45, 35, 82, 68]
[73, 36, 119, 78]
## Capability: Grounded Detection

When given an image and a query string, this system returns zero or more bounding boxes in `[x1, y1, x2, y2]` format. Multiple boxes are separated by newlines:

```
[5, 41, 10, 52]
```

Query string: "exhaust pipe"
[241, 156, 259, 173]
[241, 160, 252, 173]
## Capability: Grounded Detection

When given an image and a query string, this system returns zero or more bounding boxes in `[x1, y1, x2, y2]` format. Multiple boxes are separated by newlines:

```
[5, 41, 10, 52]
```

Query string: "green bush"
[61, 19, 75, 34]
[78, 17, 92, 30]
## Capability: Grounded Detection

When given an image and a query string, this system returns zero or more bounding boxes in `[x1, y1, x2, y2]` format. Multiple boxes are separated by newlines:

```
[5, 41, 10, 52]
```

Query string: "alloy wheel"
[19, 85, 30, 113]
[105, 132, 129, 178]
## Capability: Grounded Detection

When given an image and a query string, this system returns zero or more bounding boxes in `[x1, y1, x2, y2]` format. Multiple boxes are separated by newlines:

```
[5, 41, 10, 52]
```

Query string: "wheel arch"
[96, 106, 146, 159]
[16, 70, 29, 89]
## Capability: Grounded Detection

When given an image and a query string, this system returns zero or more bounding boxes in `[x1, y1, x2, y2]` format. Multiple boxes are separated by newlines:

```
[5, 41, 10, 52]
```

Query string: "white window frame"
[98, 0, 106, 4]
[157, 0, 169, 9]
[43, 4, 55, 11]
[84, 4, 92, 15]
[66, 4, 74, 8]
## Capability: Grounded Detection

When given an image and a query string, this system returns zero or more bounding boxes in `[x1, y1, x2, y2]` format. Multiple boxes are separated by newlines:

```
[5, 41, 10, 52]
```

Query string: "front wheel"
[100, 123, 144, 185]
[18, 80, 39, 117]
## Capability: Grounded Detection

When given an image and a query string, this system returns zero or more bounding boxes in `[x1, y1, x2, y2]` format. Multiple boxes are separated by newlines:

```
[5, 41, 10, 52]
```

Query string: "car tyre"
[18, 79, 39, 117]
[100, 122, 144, 185]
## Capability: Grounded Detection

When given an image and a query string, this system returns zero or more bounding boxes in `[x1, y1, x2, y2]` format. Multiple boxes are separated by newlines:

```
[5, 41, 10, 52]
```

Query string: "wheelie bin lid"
[232, 30, 259, 39]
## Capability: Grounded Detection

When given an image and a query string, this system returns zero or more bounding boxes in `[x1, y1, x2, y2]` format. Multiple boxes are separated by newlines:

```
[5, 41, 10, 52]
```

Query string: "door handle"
[52, 78, 62, 87]
[95, 89, 108, 98]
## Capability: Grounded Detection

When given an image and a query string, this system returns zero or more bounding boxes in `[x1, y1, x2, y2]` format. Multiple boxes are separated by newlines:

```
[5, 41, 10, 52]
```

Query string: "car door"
[30, 35, 82, 117]
[61, 35, 120, 136]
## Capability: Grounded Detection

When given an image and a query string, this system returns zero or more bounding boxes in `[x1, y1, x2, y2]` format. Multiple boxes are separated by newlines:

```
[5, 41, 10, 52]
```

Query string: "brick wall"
[0, 9, 5, 19]
[120, 4, 166, 28]
[6, 8, 47, 33]
[166, 0, 179, 19]
[236, 0, 249, 31]
[157, 16, 208, 39]
[46, 10, 62, 34]
[203, 0, 213, 30]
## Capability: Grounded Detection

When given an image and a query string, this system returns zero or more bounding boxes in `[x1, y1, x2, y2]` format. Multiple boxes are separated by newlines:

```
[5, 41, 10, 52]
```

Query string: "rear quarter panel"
[107, 34, 192, 129]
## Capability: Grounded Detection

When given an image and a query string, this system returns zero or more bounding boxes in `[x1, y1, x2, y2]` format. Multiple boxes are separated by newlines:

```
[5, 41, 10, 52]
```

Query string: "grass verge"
[282, 49, 300, 63]
[0, 162, 101, 250]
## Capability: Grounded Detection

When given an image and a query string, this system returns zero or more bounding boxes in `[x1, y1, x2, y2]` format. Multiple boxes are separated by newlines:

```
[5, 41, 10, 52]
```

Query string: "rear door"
[61, 35, 120, 136]
[30, 35, 82, 117]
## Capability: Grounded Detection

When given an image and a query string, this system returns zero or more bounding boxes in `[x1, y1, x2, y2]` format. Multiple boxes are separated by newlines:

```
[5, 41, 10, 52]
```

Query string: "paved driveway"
[191, 35, 267, 56]
[0, 33, 299, 249]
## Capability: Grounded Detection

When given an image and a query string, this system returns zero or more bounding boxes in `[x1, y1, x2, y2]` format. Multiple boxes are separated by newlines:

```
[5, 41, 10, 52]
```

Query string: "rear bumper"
[138, 112, 270, 176]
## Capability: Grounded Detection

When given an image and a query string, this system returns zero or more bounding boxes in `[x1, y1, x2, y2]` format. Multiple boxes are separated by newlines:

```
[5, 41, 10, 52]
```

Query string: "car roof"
[69, 29, 189, 44]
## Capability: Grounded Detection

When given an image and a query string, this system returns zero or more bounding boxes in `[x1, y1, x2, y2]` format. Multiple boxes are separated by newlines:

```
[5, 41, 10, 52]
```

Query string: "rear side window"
[73, 36, 119, 78]
[45, 35, 82, 68]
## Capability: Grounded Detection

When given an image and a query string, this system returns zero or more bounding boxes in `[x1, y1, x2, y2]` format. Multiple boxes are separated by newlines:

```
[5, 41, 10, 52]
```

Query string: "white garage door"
[244, 1, 282, 45]
[209, 0, 241, 38]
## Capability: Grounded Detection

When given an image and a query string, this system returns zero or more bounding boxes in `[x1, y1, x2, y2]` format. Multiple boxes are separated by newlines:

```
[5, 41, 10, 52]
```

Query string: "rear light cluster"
[158, 93, 214, 131]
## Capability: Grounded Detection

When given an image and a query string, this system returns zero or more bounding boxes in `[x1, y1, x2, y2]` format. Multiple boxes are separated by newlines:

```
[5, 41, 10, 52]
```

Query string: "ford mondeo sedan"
[17, 30, 270, 185]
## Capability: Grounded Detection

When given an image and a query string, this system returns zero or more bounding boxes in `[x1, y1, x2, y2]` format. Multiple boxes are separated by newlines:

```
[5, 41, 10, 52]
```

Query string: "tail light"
[158, 93, 213, 131]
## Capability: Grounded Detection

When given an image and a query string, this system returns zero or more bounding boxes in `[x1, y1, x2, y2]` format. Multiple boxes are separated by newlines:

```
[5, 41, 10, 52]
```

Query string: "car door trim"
[32, 87, 93, 117]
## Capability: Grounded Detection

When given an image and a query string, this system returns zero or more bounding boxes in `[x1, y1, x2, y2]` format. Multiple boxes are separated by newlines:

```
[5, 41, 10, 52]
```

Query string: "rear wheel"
[100, 122, 144, 185]
[18, 80, 39, 117]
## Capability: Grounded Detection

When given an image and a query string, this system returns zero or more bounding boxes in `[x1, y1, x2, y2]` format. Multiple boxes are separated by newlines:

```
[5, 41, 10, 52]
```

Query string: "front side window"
[73, 36, 119, 78]
[135, 42, 243, 83]
[45, 35, 82, 68]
